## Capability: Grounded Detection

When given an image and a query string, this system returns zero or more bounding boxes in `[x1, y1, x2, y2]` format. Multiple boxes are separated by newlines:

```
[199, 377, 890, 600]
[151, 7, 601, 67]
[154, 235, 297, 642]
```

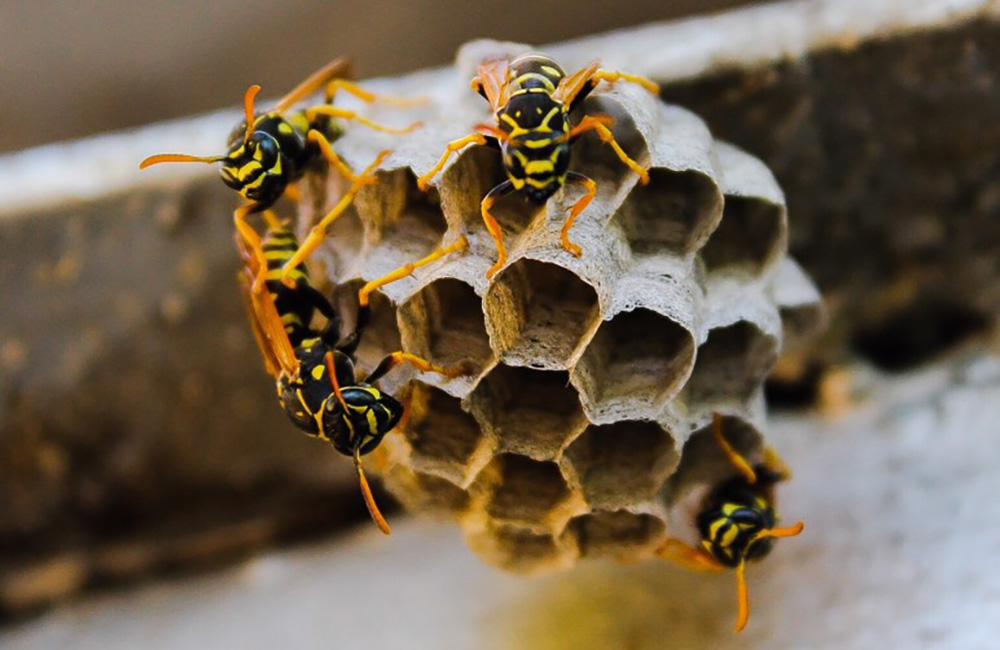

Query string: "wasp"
[415, 53, 658, 278]
[236, 215, 468, 535]
[140, 57, 422, 283]
[658, 414, 804, 632]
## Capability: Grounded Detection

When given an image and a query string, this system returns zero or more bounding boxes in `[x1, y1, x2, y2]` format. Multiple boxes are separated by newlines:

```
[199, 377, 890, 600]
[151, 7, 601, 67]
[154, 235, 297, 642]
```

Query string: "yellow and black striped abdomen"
[498, 92, 571, 202]
[261, 228, 315, 347]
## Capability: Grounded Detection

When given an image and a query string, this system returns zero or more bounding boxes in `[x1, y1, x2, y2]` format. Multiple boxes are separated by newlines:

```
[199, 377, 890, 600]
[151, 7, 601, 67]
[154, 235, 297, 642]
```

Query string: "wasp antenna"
[243, 84, 262, 144]
[757, 521, 805, 541]
[355, 449, 391, 535]
[138, 153, 225, 169]
[734, 557, 751, 632]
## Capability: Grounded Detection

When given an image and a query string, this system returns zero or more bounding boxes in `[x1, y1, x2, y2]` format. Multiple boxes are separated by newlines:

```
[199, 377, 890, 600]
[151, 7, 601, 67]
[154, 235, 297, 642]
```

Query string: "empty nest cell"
[665, 415, 764, 503]
[700, 195, 786, 276]
[381, 463, 470, 516]
[398, 278, 492, 373]
[466, 365, 586, 460]
[438, 145, 535, 235]
[464, 522, 578, 574]
[403, 381, 493, 488]
[570, 95, 649, 189]
[330, 281, 403, 388]
[684, 321, 779, 407]
[613, 169, 722, 259]
[475, 453, 584, 531]
[484, 259, 600, 370]
[572, 308, 695, 422]
[562, 420, 678, 510]
[565, 510, 667, 559]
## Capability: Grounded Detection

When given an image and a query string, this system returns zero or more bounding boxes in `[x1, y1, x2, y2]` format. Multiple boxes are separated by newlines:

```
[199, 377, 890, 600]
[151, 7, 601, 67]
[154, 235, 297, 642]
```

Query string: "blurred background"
[1, 0, 754, 153]
[3, 1, 1000, 648]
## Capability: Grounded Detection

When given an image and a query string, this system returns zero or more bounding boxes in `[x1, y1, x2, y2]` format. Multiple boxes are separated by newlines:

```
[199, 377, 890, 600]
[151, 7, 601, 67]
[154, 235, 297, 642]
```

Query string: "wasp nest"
[295, 41, 823, 573]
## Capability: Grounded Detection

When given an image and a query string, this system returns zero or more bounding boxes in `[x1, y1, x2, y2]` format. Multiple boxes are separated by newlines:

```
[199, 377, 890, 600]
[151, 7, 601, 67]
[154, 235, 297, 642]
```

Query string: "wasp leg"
[307, 130, 364, 182]
[282, 183, 301, 204]
[358, 236, 469, 308]
[711, 413, 758, 485]
[280, 150, 389, 287]
[306, 106, 421, 135]
[482, 180, 516, 279]
[364, 352, 470, 385]
[591, 70, 660, 95]
[568, 115, 650, 185]
[324, 78, 426, 107]
[416, 133, 488, 191]
[561, 172, 598, 257]
[656, 539, 725, 572]
[274, 57, 353, 112]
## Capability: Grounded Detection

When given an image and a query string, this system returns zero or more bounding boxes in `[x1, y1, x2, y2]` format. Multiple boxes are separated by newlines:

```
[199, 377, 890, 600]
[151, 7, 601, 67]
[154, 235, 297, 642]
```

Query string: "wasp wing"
[473, 58, 513, 113]
[235, 234, 299, 380]
[551, 61, 601, 107]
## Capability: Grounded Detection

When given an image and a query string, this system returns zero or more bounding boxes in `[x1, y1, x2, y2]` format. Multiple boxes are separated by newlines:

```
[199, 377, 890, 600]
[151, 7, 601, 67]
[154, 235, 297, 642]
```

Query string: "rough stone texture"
[302, 40, 821, 572]
[661, 16, 1000, 370]
[3, 352, 997, 649]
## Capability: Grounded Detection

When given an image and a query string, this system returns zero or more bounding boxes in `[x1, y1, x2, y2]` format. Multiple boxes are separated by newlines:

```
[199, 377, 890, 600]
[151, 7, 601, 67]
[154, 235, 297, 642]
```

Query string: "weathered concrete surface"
[662, 15, 1000, 369]
[3, 352, 998, 649]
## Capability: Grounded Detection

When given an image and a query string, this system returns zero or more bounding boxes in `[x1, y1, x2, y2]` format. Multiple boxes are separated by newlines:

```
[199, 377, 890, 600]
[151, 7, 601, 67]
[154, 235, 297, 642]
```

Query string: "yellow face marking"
[709, 519, 727, 541]
[278, 123, 294, 135]
[237, 161, 261, 181]
[311, 364, 325, 381]
[722, 503, 741, 517]
[720, 524, 740, 548]
[242, 173, 266, 190]
[366, 409, 379, 434]
[253, 147, 264, 162]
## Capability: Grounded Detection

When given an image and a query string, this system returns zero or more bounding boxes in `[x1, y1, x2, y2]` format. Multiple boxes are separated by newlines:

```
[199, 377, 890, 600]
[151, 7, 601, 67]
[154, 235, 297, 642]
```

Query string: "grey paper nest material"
[295, 41, 823, 573]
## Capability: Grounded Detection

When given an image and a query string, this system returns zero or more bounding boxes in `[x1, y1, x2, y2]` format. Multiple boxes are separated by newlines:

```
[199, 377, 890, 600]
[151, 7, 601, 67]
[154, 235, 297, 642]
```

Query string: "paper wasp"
[658, 414, 804, 632]
[236, 215, 468, 535]
[140, 56, 422, 284]
[416, 53, 658, 278]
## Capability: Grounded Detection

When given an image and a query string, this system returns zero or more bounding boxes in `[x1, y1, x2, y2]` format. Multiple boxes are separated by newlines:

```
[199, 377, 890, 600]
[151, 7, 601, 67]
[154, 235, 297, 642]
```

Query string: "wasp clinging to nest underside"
[416, 53, 658, 278]
[236, 214, 471, 535]
[140, 56, 423, 283]
[657, 414, 804, 632]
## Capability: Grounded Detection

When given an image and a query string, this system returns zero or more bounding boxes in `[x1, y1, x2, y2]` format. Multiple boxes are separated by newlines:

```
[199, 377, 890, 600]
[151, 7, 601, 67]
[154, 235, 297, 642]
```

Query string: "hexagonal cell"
[767, 258, 825, 348]
[439, 145, 538, 237]
[571, 94, 649, 190]
[612, 169, 722, 258]
[665, 414, 764, 504]
[465, 365, 587, 460]
[404, 381, 493, 488]
[381, 463, 470, 517]
[684, 321, 779, 406]
[572, 308, 696, 422]
[299, 172, 365, 280]
[354, 169, 452, 303]
[484, 259, 600, 370]
[463, 522, 579, 574]
[472, 453, 586, 532]
[398, 278, 492, 373]
[565, 509, 667, 559]
[332, 281, 404, 391]
[562, 421, 679, 509]
[701, 196, 786, 275]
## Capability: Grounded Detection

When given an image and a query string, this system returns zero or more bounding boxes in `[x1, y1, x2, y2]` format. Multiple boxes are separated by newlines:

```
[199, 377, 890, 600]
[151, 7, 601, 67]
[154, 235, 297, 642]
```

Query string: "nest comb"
[293, 41, 824, 573]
